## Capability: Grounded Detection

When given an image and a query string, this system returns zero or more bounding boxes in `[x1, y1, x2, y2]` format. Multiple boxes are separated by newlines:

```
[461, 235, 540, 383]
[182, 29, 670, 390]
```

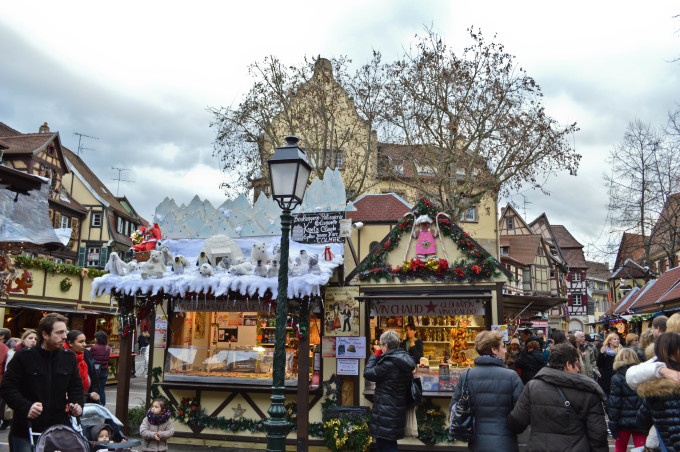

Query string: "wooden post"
[145, 311, 156, 409]
[115, 308, 134, 435]
[296, 302, 310, 452]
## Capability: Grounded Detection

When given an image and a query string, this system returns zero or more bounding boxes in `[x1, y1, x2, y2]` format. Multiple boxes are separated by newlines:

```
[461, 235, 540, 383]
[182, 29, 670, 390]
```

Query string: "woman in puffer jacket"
[636, 332, 680, 451]
[450, 330, 523, 452]
[609, 348, 646, 452]
[364, 329, 416, 451]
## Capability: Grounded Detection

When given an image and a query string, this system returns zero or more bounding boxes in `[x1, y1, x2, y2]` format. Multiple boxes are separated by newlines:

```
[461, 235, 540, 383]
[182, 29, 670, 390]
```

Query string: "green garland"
[356, 198, 502, 283]
[323, 416, 371, 452]
[12, 254, 105, 278]
[416, 403, 450, 445]
[629, 314, 652, 324]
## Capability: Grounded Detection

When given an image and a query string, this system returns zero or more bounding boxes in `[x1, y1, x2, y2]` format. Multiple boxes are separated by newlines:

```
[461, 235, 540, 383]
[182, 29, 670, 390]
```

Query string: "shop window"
[91, 212, 103, 228]
[368, 302, 487, 394]
[164, 306, 320, 387]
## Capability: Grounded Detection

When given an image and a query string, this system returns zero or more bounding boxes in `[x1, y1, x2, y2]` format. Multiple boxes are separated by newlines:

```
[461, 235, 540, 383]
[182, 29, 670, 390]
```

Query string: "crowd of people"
[366, 313, 680, 451]
[0, 313, 173, 452]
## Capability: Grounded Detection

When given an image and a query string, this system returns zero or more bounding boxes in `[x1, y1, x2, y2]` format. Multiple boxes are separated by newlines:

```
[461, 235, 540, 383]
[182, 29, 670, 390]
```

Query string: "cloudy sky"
[1, 1, 678, 264]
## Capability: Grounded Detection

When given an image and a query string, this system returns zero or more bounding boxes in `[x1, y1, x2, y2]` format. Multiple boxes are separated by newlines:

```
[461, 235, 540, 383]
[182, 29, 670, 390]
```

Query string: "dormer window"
[501, 246, 509, 256]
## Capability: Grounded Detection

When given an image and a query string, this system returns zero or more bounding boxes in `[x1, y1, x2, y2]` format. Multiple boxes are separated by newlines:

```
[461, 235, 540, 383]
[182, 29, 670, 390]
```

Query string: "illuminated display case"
[164, 345, 298, 386]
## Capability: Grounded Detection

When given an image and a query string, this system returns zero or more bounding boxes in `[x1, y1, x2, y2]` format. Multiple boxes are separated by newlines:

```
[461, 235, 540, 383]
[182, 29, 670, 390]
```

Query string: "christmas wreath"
[59, 277, 72, 292]
[356, 198, 502, 283]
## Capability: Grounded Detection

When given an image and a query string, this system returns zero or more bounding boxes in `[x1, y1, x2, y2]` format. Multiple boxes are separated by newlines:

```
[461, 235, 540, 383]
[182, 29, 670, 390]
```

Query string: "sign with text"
[154, 314, 168, 349]
[337, 359, 359, 376]
[336, 336, 366, 359]
[174, 299, 267, 313]
[291, 211, 345, 244]
[321, 336, 336, 358]
[370, 298, 486, 317]
[492, 324, 509, 341]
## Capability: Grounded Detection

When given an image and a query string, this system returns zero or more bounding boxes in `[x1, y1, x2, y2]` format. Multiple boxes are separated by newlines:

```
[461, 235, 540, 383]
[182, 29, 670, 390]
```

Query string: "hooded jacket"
[450, 355, 523, 452]
[508, 367, 608, 452]
[636, 377, 680, 451]
[608, 364, 645, 437]
[363, 347, 415, 440]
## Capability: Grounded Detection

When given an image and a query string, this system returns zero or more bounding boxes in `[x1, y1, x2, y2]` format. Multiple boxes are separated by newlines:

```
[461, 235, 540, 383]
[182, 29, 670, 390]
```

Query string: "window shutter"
[77, 246, 87, 267]
[53, 212, 61, 228]
[99, 247, 109, 269]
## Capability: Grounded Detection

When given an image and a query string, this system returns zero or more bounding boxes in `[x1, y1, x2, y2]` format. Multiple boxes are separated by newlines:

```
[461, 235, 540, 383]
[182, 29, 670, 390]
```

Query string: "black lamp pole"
[265, 136, 312, 452]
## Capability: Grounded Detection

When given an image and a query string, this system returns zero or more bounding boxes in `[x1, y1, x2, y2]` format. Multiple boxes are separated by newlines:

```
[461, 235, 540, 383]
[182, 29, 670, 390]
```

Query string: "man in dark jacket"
[364, 330, 415, 452]
[0, 313, 84, 452]
[508, 343, 608, 452]
[515, 340, 545, 384]
[520, 328, 539, 349]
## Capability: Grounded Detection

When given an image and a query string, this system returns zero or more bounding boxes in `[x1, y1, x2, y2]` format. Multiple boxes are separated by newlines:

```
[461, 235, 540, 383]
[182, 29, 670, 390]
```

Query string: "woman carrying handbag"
[449, 330, 523, 451]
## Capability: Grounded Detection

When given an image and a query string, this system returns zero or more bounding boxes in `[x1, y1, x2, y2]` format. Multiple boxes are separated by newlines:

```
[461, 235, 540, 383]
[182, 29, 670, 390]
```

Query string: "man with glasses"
[508, 343, 608, 451]
[364, 330, 416, 452]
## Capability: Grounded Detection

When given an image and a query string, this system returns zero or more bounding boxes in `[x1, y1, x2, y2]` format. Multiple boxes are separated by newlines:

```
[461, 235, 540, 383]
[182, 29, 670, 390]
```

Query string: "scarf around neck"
[64, 343, 89, 392]
[147, 409, 171, 425]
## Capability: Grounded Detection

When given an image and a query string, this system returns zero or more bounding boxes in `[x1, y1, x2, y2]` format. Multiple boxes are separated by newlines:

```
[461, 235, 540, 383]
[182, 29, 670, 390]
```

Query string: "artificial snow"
[91, 236, 344, 300]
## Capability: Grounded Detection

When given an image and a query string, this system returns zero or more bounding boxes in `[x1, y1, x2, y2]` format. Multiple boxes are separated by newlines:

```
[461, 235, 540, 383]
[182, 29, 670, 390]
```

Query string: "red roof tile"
[346, 193, 412, 222]
[613, 286, 645, 314]
[562, 247, 588, 269]
[658, 282, 680, 305]
[0, 122, 22, 137]
[500, 235, 543, 266]
[586, 261, 611, 280]
[615, 232, 645, 269]
[552, 225, 584, 248]
[631, 267, 680, 311]
[611, 259, 648, 279]
[0, 133, 55, 155]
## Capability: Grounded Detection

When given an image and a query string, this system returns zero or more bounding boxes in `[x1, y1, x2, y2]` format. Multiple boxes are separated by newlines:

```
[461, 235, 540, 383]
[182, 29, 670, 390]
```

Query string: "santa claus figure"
[128, 223, 161, 257]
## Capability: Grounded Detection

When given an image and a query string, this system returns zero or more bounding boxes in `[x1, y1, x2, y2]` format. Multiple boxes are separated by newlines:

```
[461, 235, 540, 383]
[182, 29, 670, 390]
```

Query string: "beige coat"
[139, 417, 174, 451]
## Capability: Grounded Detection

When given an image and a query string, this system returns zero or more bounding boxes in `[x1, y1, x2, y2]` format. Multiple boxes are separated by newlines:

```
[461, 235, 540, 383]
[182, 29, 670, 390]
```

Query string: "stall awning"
[502, 294, 567, 318]
[0, 301, 117, 316]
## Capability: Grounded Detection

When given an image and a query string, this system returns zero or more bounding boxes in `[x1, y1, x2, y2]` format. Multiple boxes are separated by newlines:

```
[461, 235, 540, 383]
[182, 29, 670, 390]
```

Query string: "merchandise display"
[370, 313, 487, 393]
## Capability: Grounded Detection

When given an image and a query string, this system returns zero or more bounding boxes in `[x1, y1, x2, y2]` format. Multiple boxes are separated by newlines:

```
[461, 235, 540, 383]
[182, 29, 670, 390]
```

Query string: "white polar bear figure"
[104, 252, 127, 276]
[250, 242, 270, 266]
[141, 250, 166, 279]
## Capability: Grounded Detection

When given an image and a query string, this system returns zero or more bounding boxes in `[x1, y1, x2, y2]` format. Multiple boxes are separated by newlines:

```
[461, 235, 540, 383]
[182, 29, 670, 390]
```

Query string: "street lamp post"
[265, 136, 312, 452]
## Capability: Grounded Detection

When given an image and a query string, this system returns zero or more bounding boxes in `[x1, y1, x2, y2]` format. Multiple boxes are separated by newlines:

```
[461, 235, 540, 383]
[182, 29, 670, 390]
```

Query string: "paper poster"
[337, 359, 359, 376]
[324, 286, 360, 337]
[492, 324, 509, 341]
[336, 336, 366, 358]
[154, 314, 167, 349]
[321, 336, 336, 358]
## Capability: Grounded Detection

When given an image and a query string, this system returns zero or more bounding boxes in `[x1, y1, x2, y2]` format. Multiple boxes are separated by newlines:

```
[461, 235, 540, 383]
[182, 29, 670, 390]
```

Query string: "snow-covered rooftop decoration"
[154, 168, 356, 239]
[91, 237, 344, 300]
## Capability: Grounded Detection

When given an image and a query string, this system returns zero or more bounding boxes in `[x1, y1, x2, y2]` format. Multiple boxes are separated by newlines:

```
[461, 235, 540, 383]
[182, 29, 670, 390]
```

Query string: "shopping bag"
[404, 406, 418, 437]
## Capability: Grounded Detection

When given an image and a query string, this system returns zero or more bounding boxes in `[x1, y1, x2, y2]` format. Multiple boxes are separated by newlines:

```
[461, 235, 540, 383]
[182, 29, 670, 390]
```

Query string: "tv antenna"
[519, 194, 532, 218]
[73, 131, 99, 156]
[111, 167, 134, 196]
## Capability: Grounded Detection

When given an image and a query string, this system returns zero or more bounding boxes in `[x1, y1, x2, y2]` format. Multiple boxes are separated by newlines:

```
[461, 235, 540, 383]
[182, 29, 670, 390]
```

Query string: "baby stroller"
[29, 403, 141, 451]
[80, 403, 141, 450]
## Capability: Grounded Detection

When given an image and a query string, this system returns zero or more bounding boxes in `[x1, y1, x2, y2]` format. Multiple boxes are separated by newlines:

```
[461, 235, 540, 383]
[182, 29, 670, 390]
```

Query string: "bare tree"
[606, 112, 680, 271]
[209, 56, 378, 201]
[372, 28, 580, 215]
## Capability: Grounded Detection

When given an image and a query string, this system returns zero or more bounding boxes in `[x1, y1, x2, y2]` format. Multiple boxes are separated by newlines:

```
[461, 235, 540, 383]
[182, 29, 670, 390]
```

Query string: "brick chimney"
[38, 122, 50, 133]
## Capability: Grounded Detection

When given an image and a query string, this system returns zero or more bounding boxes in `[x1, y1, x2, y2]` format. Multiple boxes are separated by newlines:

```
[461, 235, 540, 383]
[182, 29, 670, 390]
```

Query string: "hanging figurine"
[412, 215, 438, 259]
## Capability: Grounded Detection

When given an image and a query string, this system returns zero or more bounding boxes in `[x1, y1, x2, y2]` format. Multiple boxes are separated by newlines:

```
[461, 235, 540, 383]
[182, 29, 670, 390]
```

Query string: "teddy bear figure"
[412, 215, 438, 259]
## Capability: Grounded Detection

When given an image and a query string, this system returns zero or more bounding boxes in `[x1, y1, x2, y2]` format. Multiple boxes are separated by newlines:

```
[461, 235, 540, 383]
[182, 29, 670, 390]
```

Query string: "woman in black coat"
[450, 330, 523, 451]
[609, 348, 646, 451]
[636, 333, 680, 451]
[364, 330, 416, 451]
[597, 333, 621, 408]
[515, 340, 545, 384]
[64, 330, 100, 404]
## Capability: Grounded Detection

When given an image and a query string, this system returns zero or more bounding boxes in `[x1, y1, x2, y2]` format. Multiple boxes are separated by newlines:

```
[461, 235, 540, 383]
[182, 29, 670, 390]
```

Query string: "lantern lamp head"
[267, 136, 312, 211]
